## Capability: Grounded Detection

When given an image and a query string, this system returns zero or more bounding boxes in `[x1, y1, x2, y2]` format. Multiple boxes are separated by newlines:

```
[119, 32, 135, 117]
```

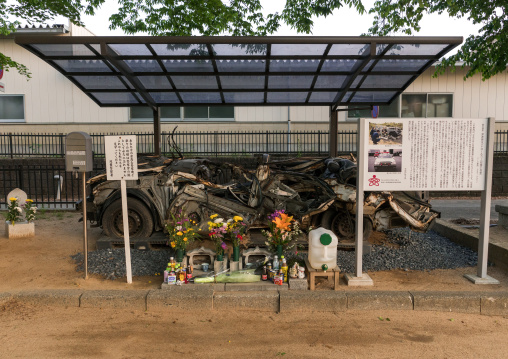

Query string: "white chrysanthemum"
[227, 218, 233, 223]
[176, 226, 182, 231]
[214, 218, 224, 224]
[16, 207, 23, 213]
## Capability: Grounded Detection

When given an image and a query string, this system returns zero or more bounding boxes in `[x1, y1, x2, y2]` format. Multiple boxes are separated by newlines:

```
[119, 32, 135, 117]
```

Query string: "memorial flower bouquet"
[208, 214, 228, 260]
[24, 199, 37, 223]
[226, 215, 247, 247]
[165, 210, 200, 251]
[6, 197, 23, 225]
[261, 209, 302, 255]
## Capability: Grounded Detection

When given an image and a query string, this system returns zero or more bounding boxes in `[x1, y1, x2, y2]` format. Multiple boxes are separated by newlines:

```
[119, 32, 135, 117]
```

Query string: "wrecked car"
[81, 153, 438, 247]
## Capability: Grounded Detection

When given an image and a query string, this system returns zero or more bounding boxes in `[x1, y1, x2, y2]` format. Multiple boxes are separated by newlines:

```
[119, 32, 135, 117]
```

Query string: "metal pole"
[329, 108, 338, 157]
[287, 106, 291, 154]
[355, 118, 365, 278]
[153, 107, 161, 156]
[82, 172, 88, 280]
[477, 117, 495, 278]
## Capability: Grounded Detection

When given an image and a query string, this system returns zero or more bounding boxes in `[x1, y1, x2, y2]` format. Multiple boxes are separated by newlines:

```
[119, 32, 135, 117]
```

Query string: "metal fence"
[0, 130, 360, 158]
[1, 130, 506, 158]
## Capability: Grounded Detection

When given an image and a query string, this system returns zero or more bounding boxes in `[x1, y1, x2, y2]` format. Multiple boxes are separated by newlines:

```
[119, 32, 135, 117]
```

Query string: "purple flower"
[176, 221, 182, 225]
[221, 242, 227, 250]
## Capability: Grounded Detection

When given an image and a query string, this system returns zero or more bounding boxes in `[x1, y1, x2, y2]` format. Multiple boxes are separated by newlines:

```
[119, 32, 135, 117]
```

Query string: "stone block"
[80, 290, 148, 310]
[224, 282, 287, 292]
[214, 259, 228, 274]
[161, 283, 225, 293]
[481, 293, 508, 316]
[412, 291, 480, 314]
[13, 289, 82, 308]
[147, 288, 213, 311]
[229, 261, 243, 271]
[347, 291, 413, 310]
[288, 278, 308, 290]
[213, 291, 279, 312]
[5, 221, 35, 239]
[279, 290, 347, 312]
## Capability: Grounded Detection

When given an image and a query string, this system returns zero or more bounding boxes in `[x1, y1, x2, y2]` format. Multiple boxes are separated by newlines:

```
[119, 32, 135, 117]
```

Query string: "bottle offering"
[267, 263, 273, 280]
[279, 268, 284, 284]
[170, 257, 176, 271]
[281, 258, 288, 283]
[273, 255, 279, 271]
[187, 265, 193, 280]
[262, 266, 267, 281]
[179, 268, 186, 282]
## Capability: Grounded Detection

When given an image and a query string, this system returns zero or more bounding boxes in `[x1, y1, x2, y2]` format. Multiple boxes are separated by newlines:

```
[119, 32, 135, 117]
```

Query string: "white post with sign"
[105, 135, 138, 284]
[347, 117, 498, 286]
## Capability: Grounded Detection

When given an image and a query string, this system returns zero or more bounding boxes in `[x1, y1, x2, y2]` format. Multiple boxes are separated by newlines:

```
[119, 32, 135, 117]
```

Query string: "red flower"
[237, 234, 243, 240]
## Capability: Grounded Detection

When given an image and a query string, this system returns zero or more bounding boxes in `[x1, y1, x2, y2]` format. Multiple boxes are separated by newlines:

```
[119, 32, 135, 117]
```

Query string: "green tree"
[368, 0, 507, 80]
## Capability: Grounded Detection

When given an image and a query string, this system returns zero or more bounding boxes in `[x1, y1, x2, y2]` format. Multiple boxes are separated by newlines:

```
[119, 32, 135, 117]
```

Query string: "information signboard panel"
[362, 118, 488, 191]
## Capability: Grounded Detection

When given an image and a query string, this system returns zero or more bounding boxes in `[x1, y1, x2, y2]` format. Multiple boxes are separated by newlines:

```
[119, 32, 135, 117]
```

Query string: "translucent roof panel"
[17, 36, 461, 108]
[73, 76, 127, 90]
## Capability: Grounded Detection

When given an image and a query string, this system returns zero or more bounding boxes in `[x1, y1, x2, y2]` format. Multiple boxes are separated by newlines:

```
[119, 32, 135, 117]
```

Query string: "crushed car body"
[82, 154, 439, 247]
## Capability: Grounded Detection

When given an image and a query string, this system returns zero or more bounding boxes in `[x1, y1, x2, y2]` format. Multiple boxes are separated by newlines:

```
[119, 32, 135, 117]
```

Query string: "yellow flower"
[26, 199, 33, 203]
[183, 237, 188, 242]
[170, 241, 176, 248]
[210, 214, 218, 219]
[234, 216, 243, 222]
[9, 197, 17, 202]
[177, 231, 183, 236]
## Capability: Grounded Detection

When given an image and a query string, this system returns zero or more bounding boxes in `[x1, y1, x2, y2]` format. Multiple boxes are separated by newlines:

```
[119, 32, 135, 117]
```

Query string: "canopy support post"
[153, 107, 161, 156]
[329, 108, 338, 157]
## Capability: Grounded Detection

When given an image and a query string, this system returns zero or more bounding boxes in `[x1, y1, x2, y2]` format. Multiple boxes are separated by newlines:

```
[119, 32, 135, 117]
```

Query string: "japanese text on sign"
[105, 135, 138, 180]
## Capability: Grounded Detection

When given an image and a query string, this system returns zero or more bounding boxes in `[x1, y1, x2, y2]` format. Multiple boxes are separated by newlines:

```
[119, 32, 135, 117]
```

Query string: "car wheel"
[320, 210, 373, 248]
[102, 198, 154, 239]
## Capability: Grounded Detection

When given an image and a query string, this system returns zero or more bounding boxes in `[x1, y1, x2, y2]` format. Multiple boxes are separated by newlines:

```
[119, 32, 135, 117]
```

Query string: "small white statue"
[298, 266, 306, 279]
[289, 262, 298, 279]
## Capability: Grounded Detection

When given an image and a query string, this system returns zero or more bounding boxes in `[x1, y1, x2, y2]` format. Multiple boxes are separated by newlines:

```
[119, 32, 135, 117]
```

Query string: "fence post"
[214, 131, 218, 157]
[318, 130, 321, 156]
[9, 132, 13, 159]
[59, 133, 64, 157]
[266, 131, 269, 153]
[17, 165, 24, 190]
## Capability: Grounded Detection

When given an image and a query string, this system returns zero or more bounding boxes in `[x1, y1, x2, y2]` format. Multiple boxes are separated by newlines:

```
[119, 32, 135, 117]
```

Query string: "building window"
[347, 93, 453, 119]
[401, 93, 453, 118]
[130, 106, 234, 122]
[347, 97, 399, 119]
[0, 95, 25, 122]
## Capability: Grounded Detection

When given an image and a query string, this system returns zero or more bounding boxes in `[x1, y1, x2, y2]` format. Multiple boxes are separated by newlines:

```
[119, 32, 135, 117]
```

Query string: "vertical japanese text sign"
[105, 136, 138, 181]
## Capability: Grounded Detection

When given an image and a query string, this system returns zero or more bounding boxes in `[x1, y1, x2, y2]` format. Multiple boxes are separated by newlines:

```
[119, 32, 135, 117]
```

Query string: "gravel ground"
[71, 228, 478, 279]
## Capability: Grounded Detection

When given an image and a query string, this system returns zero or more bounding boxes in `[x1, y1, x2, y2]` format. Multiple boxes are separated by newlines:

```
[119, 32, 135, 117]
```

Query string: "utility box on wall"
[65, 132, 93, 172]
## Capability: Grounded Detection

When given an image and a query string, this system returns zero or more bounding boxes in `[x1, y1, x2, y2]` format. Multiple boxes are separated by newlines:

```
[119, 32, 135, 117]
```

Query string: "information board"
[105, 135, 138, 181]
[363, 118, 488, 191]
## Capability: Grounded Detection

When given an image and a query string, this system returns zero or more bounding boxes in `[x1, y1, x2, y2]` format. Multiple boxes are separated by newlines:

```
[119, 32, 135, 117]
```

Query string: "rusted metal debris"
[84, 154, 439, 246]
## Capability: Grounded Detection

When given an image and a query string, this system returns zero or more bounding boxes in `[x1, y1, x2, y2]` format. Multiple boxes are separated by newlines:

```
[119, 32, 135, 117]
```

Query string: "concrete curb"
[412, 291, 481, 314]
[80, 290, 149, 310]
[279, 290, 347, 312]
[347, 291, 413, 311]
[12, 289, 82, 308]
[1, 289, 507, 316]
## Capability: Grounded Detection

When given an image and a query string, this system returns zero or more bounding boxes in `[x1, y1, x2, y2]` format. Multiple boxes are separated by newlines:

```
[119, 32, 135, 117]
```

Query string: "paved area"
[430, 199, 508, 221]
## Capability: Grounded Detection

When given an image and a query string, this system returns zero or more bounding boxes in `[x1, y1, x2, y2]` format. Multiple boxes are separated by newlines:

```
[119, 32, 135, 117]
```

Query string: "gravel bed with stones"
[71, 228, 478, 280]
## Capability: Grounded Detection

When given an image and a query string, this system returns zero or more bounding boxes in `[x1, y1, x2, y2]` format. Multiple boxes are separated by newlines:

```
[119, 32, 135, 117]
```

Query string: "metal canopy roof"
[16, 36, 462, 110]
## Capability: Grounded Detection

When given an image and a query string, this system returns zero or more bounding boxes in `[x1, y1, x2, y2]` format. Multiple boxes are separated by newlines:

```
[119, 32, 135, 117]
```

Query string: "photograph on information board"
[368, 149, 402, 172]
[363, 118, 488, 191]
[369, 122, 403, 145]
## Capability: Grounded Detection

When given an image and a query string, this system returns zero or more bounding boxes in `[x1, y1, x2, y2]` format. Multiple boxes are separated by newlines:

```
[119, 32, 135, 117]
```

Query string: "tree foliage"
[1, 0, 506, 81]
[368, 0, 507, 80]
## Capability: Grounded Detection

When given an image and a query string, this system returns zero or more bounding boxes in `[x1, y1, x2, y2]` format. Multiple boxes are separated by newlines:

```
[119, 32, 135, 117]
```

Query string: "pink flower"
[221, 242, 227, 250]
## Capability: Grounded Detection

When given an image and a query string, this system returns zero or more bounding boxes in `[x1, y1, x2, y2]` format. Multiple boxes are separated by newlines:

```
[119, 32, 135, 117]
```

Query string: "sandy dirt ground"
[1, 212, 508, 358]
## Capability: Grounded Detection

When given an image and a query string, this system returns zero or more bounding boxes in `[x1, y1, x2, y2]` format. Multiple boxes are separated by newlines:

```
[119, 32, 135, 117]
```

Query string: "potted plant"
[226, 215, 247, 262]
[208, 214, 228, 261]
[5, 197, 37, 239]
[165, 210, 200, 263]
[262, 210, 302, 257]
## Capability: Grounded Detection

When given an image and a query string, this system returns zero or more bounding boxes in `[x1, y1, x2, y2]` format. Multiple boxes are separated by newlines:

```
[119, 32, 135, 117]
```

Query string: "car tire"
[320, 210, 373, 247]
[102, 198, 154, 239]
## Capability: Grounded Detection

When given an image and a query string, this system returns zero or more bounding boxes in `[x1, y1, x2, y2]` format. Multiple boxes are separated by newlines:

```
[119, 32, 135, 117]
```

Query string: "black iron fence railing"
[1, 130, 506, 158]
[0, 130, 357, 158]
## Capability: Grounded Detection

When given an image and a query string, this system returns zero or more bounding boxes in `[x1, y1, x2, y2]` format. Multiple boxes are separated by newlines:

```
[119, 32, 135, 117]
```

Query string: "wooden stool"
[304, 258, 340, 290]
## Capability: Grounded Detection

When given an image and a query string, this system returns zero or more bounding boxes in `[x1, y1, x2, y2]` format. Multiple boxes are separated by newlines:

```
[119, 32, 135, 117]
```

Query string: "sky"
[52, 0, 481, 50]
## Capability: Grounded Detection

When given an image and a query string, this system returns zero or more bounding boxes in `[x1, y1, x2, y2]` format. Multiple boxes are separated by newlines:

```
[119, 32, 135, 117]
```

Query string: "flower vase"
[232, 246, 240, 262]
[176, 248, 184, 263]
[216, 252, 224, 261]
[276, 244, 283, 258]
[5, 221, 35, 239]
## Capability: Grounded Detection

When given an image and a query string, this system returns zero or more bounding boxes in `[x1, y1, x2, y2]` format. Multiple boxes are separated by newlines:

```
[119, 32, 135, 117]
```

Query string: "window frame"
[129, 106, 235, 122]
[0, 94, 26, 123]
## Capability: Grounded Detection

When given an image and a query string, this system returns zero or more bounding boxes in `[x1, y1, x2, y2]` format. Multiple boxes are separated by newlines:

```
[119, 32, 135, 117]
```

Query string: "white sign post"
[347, 117, 498, 286]
[105, 135, 138, 284]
